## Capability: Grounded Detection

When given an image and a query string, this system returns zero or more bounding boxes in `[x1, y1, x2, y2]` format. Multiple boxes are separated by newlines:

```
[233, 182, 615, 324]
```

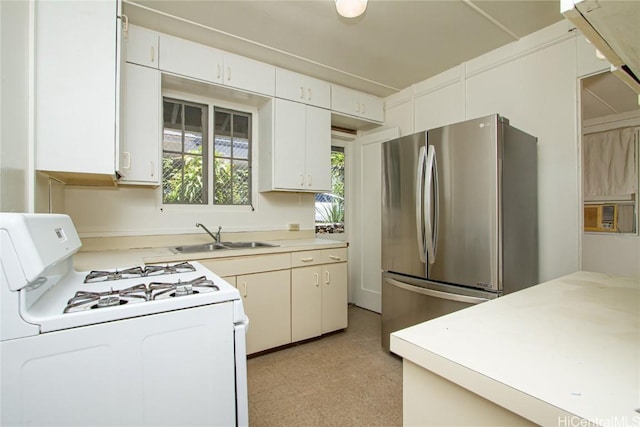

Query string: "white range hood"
[562, 0, 640, 94]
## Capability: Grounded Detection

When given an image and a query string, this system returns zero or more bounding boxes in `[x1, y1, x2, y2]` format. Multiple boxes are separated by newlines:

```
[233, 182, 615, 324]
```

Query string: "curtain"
[583, 127, 637, 199]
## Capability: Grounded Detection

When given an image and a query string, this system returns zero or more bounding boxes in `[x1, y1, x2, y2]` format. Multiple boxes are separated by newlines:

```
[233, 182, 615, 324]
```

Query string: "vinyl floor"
[247, 305, 403, 426]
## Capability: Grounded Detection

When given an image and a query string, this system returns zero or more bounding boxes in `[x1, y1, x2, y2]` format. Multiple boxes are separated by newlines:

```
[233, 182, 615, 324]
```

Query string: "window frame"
[159, 89, 258, 212]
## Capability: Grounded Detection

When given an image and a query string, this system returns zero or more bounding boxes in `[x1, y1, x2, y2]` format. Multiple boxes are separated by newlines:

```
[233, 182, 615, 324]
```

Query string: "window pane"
[234, 138, 249, 160]
[182, 154, 205, 204]
[233, 160, 250, 204]
[163, 101, 182, 127]
[233, 115, 249, 139]
[214, 158, 232, 205]
[163, 128, 182, 152]
[215, 111, 231, 136]
[316, 146, 345, 234]
[162, 152, 183, 203]
[184, 104, 203, 131]
[214, 135, 232, 158]
[185, 131, 203, 154]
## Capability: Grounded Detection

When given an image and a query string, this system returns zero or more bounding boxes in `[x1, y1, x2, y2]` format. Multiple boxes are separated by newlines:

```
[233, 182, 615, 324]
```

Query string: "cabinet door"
[35, 0, 117, 175]
[291, 266, 322, 342]
[322, 262, 348, 334]
[159, 34, 223, 84]
[331, 85, 384, 123]
[237, 270, 291, 354]
[275, 68, 330, 109]
[224, 53, 275, 96]
[304, 106, 331, 192]
[125, 24, 158, 68]
[273, 99, 306, 190]
[120, 63, 160, 185]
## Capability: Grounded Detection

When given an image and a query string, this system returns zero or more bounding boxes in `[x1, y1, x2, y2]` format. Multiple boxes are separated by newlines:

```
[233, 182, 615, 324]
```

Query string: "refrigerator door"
[381, 132, 428, 279]
[427, 115, 501, 291]
[381, 272, 496, 352]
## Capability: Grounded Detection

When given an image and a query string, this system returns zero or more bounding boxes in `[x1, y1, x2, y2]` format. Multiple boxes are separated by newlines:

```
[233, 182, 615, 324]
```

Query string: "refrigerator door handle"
[415, 146, 427, 264]
[424, 145, 436, 265]
[385, 277, 491, 305]
[433, 146, 440, 260]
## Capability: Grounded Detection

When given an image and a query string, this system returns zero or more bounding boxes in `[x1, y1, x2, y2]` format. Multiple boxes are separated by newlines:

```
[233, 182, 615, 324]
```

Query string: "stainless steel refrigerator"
[381, 114, 538, 351]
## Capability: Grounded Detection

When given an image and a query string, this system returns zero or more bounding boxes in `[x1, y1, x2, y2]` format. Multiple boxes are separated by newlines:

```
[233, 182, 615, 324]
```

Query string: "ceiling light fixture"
[335, 0, 368, 18]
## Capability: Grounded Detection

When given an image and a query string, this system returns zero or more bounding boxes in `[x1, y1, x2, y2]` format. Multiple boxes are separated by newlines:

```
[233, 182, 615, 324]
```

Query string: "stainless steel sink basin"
[169, 241, 278, 253]
[169, 243, 228, 254]
[220, 241, 279, 249]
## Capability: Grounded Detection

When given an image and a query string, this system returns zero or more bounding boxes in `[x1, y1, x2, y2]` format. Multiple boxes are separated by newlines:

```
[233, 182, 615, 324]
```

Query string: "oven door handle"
[385, 278, 490, 305]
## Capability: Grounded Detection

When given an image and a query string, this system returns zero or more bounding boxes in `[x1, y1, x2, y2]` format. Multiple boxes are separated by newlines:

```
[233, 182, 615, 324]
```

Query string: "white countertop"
[73, 238, 347, 271]
[391, 271, 640, 426]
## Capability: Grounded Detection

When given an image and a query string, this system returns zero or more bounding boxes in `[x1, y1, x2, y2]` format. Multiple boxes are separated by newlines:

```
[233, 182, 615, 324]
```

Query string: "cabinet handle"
[300, 86, 304, 99]
[227, 66, 231, 81]
[300, 174, 305, 186]
[217, 64, 221, 79]
[150, 46, 155, 63]
[325, 270, 330, 284]
[121, 13, 129, 33]
[308, 88, 312, 100]
[362, 103, 366, 114]
[307, 174, 312, 186]
[123, 152, 131, 170]
[242, 281, 247, 298]
[314, 273, 319, 287]
[150, 161, 154, 177]
[300, 257, 314, 262]
[329, 255, 341, 261]
[356, 101, 360, 113]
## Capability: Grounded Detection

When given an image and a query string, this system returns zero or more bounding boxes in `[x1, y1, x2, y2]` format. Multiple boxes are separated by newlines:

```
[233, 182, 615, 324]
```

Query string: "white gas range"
[0, 213, 248, 426]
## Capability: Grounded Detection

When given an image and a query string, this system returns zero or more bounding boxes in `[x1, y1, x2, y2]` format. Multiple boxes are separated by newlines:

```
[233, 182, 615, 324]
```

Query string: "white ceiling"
[123, 0, 564, 97]
[124, 0, 637, 121]
[581, 71, 640, 122]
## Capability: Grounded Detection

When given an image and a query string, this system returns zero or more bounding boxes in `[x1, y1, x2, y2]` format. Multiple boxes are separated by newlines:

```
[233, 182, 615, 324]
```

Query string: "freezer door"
[381, 132, 427, 278]
[381, 272, 495, 352]
[427, 115, 501, 291]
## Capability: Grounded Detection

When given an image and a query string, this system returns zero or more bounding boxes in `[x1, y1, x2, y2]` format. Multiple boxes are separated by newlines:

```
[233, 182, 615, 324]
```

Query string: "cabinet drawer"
[321, 248, 347, 264]
[291, 250, 324, 267]
[200, 253, 290, 277]
[291, 247, 347, 267]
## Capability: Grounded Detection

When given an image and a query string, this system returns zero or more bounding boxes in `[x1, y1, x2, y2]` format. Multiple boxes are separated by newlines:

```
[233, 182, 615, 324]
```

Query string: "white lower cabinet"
[237, 270, 291, 355]
[291, 248, 348, 341]
[199, 247, 346, 354]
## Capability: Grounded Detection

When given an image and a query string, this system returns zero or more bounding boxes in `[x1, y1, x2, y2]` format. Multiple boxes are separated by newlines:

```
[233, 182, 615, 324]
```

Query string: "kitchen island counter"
[390, 271, 640, 426]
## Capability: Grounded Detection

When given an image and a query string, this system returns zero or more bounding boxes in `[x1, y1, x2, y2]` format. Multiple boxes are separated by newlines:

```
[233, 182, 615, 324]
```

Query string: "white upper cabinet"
[120, 63, 160, 185]
[159, 34, 224, 85]
[275, 68, 330, 109]
[224, 53, 275, 96]
[331, 84, 384, 123]
[263, 98, 331, 192]
[158, 34, 275, 96]
[35, 0, 122, 183]
[124, 24, 159, 68]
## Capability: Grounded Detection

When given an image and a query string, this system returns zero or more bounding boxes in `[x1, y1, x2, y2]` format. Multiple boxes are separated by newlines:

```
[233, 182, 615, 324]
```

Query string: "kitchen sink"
[169, 241, 278, 254]
[220, 241, 279, 249]
[169, 243, 228, 254]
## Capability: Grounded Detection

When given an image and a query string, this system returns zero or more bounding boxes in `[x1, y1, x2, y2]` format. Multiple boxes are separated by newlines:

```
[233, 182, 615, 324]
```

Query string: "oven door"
[1, 302, 238, 427]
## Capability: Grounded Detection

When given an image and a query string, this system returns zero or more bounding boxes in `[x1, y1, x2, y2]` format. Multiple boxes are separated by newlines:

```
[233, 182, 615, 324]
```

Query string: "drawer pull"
[300, 257, 314, 262]
[242, 281, 247, 298]
[329, 255, 341, 261]
[314, 273, 319, 287]
[324, 270, 330, 284]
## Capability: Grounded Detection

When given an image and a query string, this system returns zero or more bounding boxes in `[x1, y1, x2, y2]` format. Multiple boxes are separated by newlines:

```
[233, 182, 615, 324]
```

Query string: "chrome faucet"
[196, 223, 222, 243]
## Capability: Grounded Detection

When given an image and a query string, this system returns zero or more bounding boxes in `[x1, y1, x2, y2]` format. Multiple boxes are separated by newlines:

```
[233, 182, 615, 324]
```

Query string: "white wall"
[384, 21, 582, 282]
[64, 185, 315, 237]
[0, 1, 31, 213]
